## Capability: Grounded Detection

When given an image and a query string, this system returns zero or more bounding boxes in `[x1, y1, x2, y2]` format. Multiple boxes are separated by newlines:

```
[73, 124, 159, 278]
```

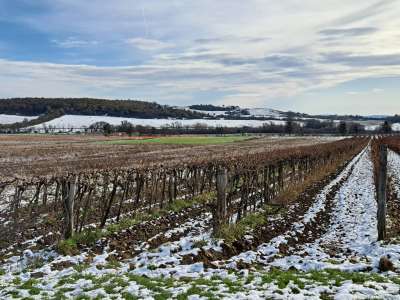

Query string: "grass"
[192, 239, 208, 248]
[259, 268, 389, 289]
[5, 267, 398, 299]
[102, 135, 252, 145]
[18, 278, 41, 296]
[122, 292, 139, 300]
[214, 212, 265, 244]
[73, 263, 91, 272]
[128, 274, 172, 299]
[261, 269, 306, 289]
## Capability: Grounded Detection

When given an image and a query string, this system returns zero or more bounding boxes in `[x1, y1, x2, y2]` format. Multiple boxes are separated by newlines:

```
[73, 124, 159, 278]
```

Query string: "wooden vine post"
[213, 167, 228, 235]
[63, 175, 77, 239]
[377, 144, 388, 241]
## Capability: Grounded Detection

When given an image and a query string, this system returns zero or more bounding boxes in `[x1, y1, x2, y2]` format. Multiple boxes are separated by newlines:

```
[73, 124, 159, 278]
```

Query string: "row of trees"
[337, 120, 392, 135]
[188, 104, 238, 111]
[1, 113, 396, 136]
[86, 119, 395, 136]
[387, 115, 400, 123]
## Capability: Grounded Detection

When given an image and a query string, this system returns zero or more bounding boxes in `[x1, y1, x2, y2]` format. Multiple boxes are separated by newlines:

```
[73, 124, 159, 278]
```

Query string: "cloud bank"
[0, 0, 399, 114]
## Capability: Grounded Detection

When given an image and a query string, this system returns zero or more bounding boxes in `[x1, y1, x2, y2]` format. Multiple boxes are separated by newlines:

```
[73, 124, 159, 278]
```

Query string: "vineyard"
[1, 134, 400, 299]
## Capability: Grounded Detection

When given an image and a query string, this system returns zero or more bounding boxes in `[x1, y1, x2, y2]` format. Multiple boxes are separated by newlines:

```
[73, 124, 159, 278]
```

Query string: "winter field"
[1, 114, 399, 133]
[0, 115, 38, 125]
[26, 115, 400, 132]
[0, 134, 400, 299]
[28, 115, 288, 131]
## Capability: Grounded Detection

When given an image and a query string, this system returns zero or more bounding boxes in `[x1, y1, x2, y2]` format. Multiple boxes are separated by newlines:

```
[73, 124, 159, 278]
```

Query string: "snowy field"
[185, 107, 284, 119]
[363, 122, 400, 131]
[0, 113, 398, 132]
[28, 114, 287, 130]
[0, 115, 37, 125]
[1, 143, 400, 299]
[23, 114, 399, 131]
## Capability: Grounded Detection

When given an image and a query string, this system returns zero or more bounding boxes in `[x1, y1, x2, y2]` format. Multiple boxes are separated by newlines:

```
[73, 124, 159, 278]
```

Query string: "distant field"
[103, 135, 252, 145]
[0, 134, 338, 179]
[23, 114, 287, 130]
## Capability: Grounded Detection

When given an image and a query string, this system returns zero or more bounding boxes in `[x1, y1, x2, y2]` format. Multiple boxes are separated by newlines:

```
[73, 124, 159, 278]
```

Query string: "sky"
[0, 0, 399, 115]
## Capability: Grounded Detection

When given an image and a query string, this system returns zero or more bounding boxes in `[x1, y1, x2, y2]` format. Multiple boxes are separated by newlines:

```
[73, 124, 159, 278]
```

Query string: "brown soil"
[92, 204, 211, 260]
[0, 135, 339, 180]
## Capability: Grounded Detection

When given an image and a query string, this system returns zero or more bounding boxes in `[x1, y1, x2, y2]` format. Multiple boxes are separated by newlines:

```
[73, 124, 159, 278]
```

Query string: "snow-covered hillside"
[28, 115, 287, 130]
[187, 109, 231, 117]
[25, 114, 400, 132]
[0, 115, 37, 125]
[184, 106, 285, 119]
[1, 111, 399, 132]
[245, 107, 283, 118]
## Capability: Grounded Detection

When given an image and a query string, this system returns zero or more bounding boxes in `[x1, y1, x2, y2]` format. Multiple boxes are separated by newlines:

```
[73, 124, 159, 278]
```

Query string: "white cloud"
[2, 0, 400, 113]
[347, 88, 385, 96]
[125, 38, 174, 51]
[52, 37, 99, 48]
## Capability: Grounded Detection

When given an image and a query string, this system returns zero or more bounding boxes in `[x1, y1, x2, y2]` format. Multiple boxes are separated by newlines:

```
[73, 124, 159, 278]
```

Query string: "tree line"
[0, 98, 205, 119]
[80, 119, 394, 136]
[2, 118, 395, 135]
[188, 104, 239, 111]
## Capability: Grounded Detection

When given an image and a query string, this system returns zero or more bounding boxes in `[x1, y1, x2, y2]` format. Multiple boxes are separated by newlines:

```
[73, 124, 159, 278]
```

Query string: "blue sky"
[0, 0, 399, 115]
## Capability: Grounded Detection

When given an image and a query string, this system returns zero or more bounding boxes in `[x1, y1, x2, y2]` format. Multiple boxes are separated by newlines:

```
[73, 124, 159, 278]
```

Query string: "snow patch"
[0, 114, 38, 125]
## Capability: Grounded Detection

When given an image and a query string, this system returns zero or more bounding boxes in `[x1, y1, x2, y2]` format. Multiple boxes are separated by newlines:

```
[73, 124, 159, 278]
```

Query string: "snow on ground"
[28, 115, 288, 130]
[364, 125, 380, 131]
[393, 123, 400, 131]
[362, 122, 400, 131]
[227, 146, 368, 268]
[245, 108, 284, 119]
[0, 115, 38, 125]
[2, 145, 400, 299]
[184, 106, 285, 119]
[24, 114, 400, 133]
[257, 145, 400, 272]
[130, 212, 216, 278]
[187, 109, 232, 117]
[220, 145, 400, 293]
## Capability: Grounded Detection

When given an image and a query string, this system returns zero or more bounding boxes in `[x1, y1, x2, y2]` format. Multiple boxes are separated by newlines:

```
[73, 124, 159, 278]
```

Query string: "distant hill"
[188, 104, 238, 112]
[184, 105, 393, 122]
[0, 98, 205, 119]
[0, 98, 398, 132]
[183, 105, 286, 119]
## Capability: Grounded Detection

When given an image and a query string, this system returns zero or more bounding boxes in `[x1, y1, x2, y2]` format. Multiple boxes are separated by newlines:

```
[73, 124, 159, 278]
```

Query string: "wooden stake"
[213, 167, 228, 234]
[63, 176, 77, 239]
[377, 144, 387, 241]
